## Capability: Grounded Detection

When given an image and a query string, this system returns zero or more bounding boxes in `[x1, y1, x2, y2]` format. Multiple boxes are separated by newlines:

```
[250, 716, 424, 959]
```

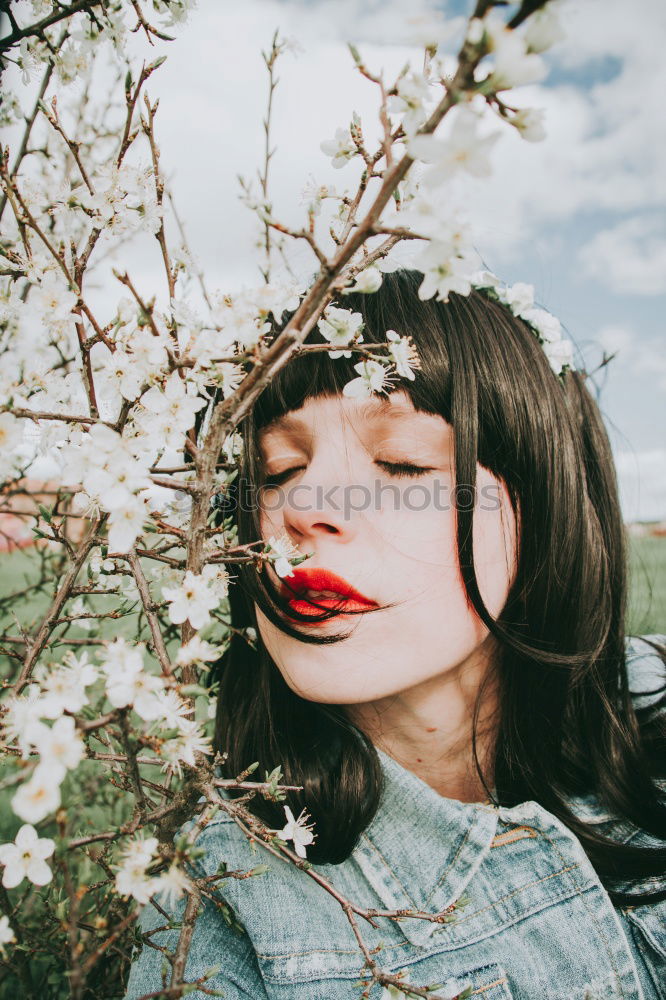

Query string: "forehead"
[259, 391, 441, 439]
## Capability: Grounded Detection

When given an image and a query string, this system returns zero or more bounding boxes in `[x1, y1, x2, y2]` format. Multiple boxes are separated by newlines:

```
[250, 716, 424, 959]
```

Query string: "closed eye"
[262, 461, 434, 486]
[376, 460, 435, 478]
[262, 466, 306, 488]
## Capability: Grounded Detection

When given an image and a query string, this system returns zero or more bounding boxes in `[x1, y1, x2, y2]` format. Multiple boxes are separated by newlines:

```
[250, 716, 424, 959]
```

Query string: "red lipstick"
[280, 567, 377, 625]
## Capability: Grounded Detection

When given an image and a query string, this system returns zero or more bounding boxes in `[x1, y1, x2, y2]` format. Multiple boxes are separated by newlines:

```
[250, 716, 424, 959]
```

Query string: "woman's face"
[254, 390, 517, 705]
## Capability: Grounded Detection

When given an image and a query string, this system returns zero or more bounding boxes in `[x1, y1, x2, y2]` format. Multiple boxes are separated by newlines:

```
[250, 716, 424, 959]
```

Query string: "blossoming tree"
[0, 1, 570, 996]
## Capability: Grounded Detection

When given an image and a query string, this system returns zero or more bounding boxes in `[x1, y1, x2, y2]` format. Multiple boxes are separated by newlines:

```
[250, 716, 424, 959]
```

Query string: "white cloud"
[578, 217, 666, 295]
[595, 325, 633, 355]
[595, 324, 666, 388]
[616, 449, 666, 522]
[260, 0, 455, 47]
[448, 0, 666, 263]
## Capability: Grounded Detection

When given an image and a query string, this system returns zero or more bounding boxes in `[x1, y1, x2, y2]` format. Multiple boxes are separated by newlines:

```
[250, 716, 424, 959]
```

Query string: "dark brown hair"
[209, 268, 666, 904]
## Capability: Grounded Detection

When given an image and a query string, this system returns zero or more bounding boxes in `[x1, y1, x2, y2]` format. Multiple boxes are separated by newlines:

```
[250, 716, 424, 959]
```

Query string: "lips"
[280, 567, 377, 625]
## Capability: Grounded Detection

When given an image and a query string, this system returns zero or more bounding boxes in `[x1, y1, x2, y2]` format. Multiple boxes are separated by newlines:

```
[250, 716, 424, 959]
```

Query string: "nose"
[263, 453, 362, 545]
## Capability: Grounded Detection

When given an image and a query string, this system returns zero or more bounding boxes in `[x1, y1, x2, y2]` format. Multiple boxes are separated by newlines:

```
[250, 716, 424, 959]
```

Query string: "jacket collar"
[351, 747, 499, 948]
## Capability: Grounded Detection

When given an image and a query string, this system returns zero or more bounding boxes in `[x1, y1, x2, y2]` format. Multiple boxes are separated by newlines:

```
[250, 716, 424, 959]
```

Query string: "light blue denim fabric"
[124, 635, 666, 1000]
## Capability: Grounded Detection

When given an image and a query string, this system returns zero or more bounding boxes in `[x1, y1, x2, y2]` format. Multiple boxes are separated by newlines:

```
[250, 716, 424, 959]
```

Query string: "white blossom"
[81, 163, 162, 238]
[55, 40, 92, 85]
[519, 306, 575, 374]
[345, 267, 383, 295]
[276, 806, 315, 859]
[0, 915, 15, 956]
[61, 424, 152, 517]
[152, 689, 194, 730]
[159, 720, 213, 776]
[175, 637, 221, 668]
[485, 19, 547, 91]
[138, 372, 207, 446]
[0, 413, 23, 479]
[212, 293, 271, 350]
[109, 668, 163, 721]
[202, 563, 230, 600]
[386, 330, 421, 381]
[11, 766, 61, 824]
[320, 127, 357, 169]
[379, 986, 408, 1000]
[98, 348, 146, 402]
[471, 269, 502, 291]
[107, 495, 148, 554]
[389, 190, 467, 246]
[250, 283, 302, 322]
[121, 835, 159, 869]
[153, 864, 193, 909]
[0, 412, 24, 453]
[408, 109, 499, 184]
[300, 177, 336, 217]
[0, 825, 55, 889]
[87, 551, 123, 590]
[162, 570, 221, 630]
[206, 361, 244, 397]
[170, 297, 205, 339]
[387, 72, 431, 135]
[524, 5, 566, 54]
[28, 717, 85, 783]
[100, 639, 164, 720]
[342, 360, 391, 399]
[156, 0, 197, 27]
[317, 306, 364, 359]
[114, 836, 160, 905]
[503, 282, 535, 318]
[31, 273, 78, 326]
[543, 338, 575, 375]
[414, 219, 477, 303]
[511, 107, 547, 143]
[114, 867, 158, 905]
[265, 534, 304, 579]
[521, 307, 563, 344]
[0, 91, 22, 128]
[68, 597, 93, 631]
[1, 685, 48, 755]
[466, 18, 485, 46]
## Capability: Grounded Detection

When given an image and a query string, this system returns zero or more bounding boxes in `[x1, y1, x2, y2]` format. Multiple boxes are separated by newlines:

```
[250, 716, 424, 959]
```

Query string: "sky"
[3, 0, 666, 520]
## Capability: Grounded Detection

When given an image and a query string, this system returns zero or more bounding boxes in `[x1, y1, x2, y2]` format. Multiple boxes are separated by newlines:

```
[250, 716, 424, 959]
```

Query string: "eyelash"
[262, 461, 433, 487]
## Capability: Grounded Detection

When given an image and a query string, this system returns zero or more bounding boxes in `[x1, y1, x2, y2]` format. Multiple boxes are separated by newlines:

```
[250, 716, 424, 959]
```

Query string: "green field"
[626, 534, 666, 635]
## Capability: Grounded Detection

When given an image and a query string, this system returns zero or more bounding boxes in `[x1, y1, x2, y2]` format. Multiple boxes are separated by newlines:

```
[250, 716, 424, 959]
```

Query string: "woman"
[125, 270, 666, 999]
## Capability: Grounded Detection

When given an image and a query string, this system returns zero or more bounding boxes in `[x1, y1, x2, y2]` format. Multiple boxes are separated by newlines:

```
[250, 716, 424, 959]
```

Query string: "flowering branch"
[0, 0, 568, 995]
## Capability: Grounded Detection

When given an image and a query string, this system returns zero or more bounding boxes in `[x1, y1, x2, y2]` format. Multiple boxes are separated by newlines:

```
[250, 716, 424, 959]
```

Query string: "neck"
[346, 639, 499, 803]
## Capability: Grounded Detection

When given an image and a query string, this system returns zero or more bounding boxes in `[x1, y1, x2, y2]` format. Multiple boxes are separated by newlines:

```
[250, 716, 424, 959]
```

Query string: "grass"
[626, 534, 666, 635]
[0, 545, 145, 653]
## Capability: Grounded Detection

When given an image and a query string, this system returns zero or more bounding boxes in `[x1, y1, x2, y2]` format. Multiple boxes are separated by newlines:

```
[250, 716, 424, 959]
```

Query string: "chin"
[268, 646, 376, 705]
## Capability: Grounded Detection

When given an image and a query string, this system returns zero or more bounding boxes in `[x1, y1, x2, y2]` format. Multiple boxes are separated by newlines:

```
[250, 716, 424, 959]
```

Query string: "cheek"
[472, 474, 517, 615]
[258, 491, 286, 538]
[369, 479, 460, 600]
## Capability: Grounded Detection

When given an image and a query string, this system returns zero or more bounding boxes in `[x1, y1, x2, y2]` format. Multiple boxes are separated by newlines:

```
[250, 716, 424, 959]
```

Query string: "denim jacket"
[124, 635, 666, 1000]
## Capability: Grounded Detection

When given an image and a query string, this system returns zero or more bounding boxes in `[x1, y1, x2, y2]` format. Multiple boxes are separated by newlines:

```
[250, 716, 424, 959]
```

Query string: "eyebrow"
[261, 396, 426, 436]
